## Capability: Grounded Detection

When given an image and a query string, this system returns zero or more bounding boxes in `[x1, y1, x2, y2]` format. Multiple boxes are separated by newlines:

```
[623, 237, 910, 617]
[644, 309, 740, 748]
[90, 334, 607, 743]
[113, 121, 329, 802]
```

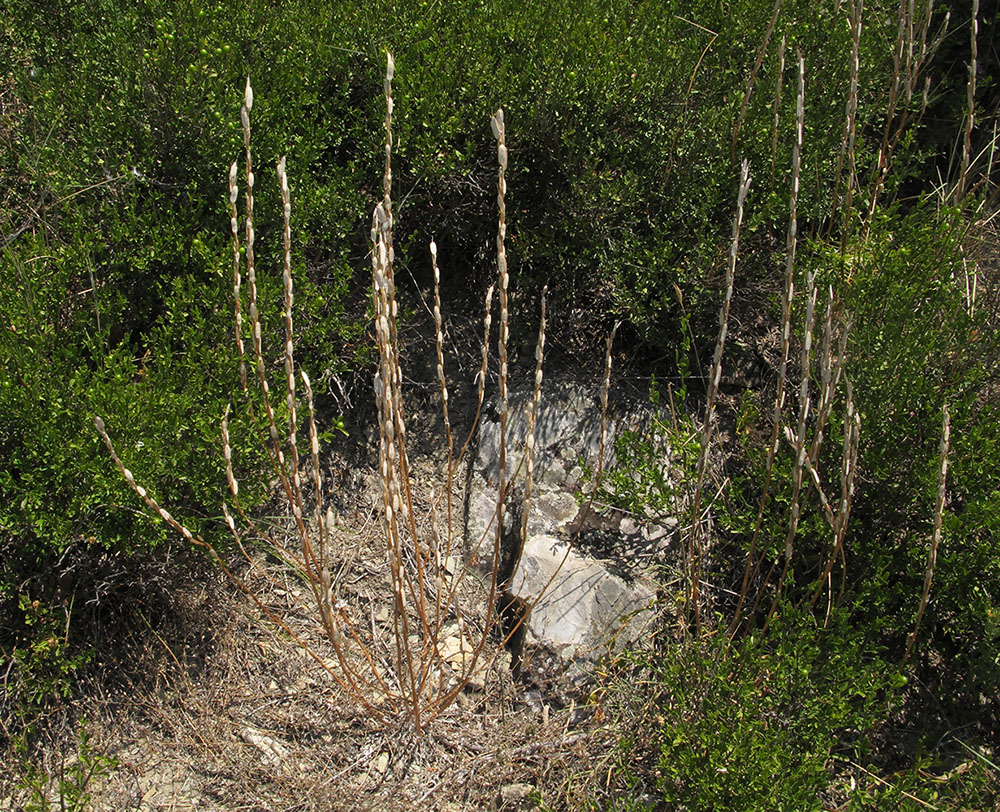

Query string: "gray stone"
[508, 535, 654, 659]
[465, 376, 677, 666]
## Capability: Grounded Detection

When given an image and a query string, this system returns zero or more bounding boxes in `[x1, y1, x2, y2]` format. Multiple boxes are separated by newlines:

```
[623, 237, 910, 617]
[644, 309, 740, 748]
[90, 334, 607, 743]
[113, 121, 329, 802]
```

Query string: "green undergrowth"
[10, 722, 117, 812]
[581, 199, 999, 807]
[589, 614, 997, 811]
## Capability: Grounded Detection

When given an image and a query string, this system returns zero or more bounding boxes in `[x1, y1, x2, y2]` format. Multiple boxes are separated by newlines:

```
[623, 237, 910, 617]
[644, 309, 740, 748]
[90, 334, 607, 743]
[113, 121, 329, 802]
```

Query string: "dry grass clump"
[96, 54, 550, 731]
[0, 554, 605, 811]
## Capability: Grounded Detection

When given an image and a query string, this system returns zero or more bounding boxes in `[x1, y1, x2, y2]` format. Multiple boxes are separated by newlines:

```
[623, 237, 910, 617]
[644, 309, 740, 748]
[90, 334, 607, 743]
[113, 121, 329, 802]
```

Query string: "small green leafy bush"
[604, 612, 893, 812]
[14, 723, 117, 812]
[2, 0, 372, 724]
[838, 205, 1000, 725]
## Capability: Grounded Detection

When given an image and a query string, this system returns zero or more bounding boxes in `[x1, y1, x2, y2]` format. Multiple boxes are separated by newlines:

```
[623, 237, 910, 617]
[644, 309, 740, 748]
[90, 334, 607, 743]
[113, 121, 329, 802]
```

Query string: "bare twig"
[903, 403, 950, 665]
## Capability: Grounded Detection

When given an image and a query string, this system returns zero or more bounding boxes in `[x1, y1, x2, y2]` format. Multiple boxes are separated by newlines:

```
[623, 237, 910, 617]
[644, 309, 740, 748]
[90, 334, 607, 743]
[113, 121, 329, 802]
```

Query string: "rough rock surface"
[465, 377, 676, 665]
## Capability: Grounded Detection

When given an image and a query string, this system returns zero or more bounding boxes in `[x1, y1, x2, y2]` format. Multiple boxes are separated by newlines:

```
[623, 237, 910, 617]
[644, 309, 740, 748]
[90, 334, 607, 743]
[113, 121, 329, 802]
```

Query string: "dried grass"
[2, 554, 603, 811]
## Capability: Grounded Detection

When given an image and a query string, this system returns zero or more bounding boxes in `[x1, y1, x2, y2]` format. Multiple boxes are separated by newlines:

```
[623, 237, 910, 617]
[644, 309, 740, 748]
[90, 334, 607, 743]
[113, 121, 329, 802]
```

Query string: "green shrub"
[838, 204, 1000, 724]
[587, 198, 998, 804]
[601, 612, 892, 812]
[1, 0, 374, 724]
[13, 722, 117, 812]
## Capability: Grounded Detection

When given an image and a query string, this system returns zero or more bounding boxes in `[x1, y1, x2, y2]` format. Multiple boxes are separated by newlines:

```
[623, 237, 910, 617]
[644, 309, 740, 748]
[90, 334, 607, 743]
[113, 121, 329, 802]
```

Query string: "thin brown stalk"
[377, 59, 424, 632]
[731, 0, 783, 161]
[455, 283, 495, 467]
[429, 109, 533, 692]
[240, 79, 292, 499]
[372, 205, 421, 726]
[227, 161, 247, 391]
[905, 0, 916, 105]
[668, 22, 719, 177]
[957, 0, 979, 201]
[518, 321, 619, 678]
[834, 0, 862, 246]
[365, 49, 428, 724]
[864, 0, 948, 233]
[429, 240, 454, 547]
[95, 418, 205, 552]
[837, 410, 861, 611]
[301, 371, 337, 595]
[96, 414, 387, 715]
[863, 0, 908, 232]
[763, 262, 817, 629]
[806, 289, 849, 473]
[489, 106, 510, 622]
[805, 380, 860, 617]
[426, 108, 550, 715]
[277, 156, 305, 522]
[782, 426, 836, 528]
[769, 34, 786, 187]
[787, 267, 819, 556]
[690, 159, 751, 635]
[427, 239, 456, 652]
[516, 286, 547, 576]
[729, 58, 801, 638]
[903, 404, 950, 665]
[568, 321, 621, 547]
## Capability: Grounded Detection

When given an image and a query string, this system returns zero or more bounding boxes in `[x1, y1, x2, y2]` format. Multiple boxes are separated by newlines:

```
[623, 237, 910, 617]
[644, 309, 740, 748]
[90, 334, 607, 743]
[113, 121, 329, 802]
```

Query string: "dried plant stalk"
[731, 0, 783, 160]
[517, 287, 547, 572]
[531, 316, 617, 612]
[769, 33, 786, 185]
[456, 282, 495, 468]
[957, 0, 978, 200]
[804, 380, 860, 618]
[689, 159, 751, 634]
[903, 404, 950, 665]
[430, 240, 454, 531]
[807, 288, 850, 472]
[833, 0, 862, 243]
[767, 266, 816, 575]
[238, 79, 291, 497]
[730, 55, 803, 637]
[277, 156, 304, 518]
[489, 107, 510, 617]
[864, 0, 949, 232]
[227, 161, 247, 391]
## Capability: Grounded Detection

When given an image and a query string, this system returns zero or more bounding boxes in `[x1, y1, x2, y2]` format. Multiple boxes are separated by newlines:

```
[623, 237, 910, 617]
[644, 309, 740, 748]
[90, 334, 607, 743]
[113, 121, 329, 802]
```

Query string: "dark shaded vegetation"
[2, 0, 998, 807]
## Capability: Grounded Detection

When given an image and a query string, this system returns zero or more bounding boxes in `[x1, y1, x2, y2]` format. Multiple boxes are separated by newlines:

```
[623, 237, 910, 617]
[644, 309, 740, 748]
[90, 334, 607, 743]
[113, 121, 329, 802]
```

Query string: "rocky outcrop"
[465, 377, 678, 669]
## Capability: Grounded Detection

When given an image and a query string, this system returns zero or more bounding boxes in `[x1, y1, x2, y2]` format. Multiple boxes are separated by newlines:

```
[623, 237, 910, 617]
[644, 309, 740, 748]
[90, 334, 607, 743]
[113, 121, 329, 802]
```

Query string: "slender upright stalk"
[837, 0, 862, 248]
[903, 404, 950, 665]
[764, 262, 817, 629]
[770, 34, 786, 187]
[732, 0, 783, 161]
[430, 240, 454, 545]
[730, 57, 802, 639]
[489, 106, 510, 622]
[277, 156, 304, 520]
[690, 159, 750, 634]
[227, 161, 247, 391]
[957, 0, 979, 200]
[516, 287, 547, 577]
